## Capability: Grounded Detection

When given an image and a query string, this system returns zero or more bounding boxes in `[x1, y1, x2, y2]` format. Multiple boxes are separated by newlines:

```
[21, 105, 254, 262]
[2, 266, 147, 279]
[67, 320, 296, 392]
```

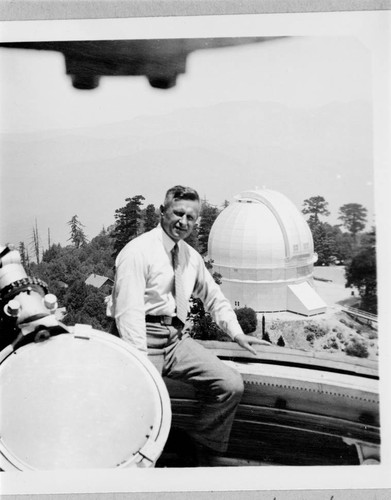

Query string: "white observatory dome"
[208, 189, 326, 315]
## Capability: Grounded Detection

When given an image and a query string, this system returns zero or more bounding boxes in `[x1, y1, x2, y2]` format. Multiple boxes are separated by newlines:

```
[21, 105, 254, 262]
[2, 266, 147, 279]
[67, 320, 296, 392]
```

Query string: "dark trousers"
[146, 321, 244, 453]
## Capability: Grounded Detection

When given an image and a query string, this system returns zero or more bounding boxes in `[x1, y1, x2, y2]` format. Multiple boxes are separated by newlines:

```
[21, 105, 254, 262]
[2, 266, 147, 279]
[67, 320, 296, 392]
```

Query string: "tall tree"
[325, 224, 354, 263]
[311, 222, 355, 265]
[88, 230, 115, 274]
[302, 196, 330, 229]
[112, 195, 145, 256]
[67, 215, 88, 248]
[359, 226, 376, 249]
[311, 223, 336, 266]
[345, 227, 377, 313]
[338, 203, 368, 242]
[30, 218, 41, 264]
[143, 203, 159, 232]
[19, 241, 30, 271]
[198, 201, 220, 255]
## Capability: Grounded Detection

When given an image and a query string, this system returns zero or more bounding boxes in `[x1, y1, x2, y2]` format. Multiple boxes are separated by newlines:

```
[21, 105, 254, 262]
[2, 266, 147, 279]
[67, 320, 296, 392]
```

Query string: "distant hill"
[2, 100, 372, 169]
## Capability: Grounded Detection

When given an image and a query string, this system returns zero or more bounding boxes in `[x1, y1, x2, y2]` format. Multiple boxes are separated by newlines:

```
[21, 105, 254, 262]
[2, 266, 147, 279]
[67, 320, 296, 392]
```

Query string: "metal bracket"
[343, 437, 380, 464]
[138, 439, 161, 464]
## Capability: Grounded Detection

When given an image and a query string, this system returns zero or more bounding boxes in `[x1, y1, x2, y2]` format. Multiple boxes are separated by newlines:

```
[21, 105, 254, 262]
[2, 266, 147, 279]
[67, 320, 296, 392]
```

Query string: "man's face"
[161, 198, 200, 242]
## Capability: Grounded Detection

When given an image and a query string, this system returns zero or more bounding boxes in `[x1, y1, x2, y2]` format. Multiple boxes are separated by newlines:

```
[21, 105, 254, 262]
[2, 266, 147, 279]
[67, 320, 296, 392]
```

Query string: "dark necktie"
[171, 244, 187, 324]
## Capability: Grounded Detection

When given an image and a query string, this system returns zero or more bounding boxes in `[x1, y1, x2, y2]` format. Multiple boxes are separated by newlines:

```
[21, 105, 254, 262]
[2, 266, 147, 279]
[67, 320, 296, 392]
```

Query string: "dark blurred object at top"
[0, 37, 285, 90]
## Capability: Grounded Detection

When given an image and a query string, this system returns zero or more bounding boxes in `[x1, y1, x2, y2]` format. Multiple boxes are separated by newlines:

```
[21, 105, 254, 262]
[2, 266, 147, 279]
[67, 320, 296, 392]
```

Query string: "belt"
[145, 315, 184, 329]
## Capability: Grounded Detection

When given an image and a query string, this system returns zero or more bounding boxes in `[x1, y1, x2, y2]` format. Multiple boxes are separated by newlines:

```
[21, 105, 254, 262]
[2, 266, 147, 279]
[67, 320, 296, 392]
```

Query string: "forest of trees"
[301, 196, 376, 313]
[20, 193, 377, 337]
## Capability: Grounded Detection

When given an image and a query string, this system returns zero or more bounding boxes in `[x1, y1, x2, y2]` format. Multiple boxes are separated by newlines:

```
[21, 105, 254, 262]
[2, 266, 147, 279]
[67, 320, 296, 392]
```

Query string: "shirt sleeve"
[192, 255, 243, 340]
[112, 246, 148, 354]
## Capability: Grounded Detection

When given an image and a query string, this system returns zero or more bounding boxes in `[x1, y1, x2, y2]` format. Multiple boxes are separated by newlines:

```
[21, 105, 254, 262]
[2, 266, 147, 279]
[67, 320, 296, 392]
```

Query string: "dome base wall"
[220, 279, 326, 316]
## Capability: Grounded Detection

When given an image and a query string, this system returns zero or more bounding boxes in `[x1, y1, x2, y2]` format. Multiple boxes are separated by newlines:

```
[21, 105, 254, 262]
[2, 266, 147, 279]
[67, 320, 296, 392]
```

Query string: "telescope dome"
[208, 189, 326, 315]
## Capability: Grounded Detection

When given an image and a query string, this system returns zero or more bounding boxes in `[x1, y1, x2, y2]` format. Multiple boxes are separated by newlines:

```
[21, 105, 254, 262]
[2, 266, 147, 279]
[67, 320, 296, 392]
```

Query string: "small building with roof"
[208, 188, 326, 316]
[85, 274, 114, 295]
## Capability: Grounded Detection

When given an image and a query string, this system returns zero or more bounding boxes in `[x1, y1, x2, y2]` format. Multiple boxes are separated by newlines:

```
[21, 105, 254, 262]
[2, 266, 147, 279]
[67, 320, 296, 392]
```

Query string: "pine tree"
[30, 218, 41, 264]
[338, 203, 368, 243]
[144, 204, 159, 232]
[261, 315, 271, 342]
[198, 200, 220, 255]
[112, 195, 145, 256]
[311, 223, 336, 266]
[19, 241, 30, 271]
[345, 227, 377, 313]
[67, 215, 88, 248]
[302, 196, 330, 230]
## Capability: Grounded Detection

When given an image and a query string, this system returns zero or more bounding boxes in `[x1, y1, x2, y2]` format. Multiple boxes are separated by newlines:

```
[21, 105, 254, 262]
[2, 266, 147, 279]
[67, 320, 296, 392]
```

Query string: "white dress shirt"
[109, 225, 243, 353]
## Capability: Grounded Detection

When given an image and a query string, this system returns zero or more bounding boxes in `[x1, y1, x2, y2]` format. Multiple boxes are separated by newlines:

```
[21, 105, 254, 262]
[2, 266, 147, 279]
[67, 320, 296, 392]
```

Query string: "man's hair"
[162, 185, 200, 210]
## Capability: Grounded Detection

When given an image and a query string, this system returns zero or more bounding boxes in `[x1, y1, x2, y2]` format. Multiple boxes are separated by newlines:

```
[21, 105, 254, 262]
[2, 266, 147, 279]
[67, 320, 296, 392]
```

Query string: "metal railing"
[340, 305, 378, 324]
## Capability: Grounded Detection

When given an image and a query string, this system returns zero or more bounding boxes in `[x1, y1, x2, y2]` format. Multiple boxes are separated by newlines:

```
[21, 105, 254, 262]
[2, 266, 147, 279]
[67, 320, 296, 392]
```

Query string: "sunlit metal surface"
[161, 342, 379, 466]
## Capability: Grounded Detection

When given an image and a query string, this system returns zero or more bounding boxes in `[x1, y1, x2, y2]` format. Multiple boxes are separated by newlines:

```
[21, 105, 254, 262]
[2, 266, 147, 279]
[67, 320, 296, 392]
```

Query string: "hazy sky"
[0, 36, 374, 248]
[1, 37, 371, 133]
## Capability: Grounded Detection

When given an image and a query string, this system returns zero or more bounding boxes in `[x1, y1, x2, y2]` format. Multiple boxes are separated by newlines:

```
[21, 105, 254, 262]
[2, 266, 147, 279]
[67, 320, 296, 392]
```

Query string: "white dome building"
[208, 189, 326, 316]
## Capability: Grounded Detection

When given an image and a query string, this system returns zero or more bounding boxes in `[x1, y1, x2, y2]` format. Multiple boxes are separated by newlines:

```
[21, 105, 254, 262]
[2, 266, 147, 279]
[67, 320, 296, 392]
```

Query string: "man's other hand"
[234, 333, 271, 355]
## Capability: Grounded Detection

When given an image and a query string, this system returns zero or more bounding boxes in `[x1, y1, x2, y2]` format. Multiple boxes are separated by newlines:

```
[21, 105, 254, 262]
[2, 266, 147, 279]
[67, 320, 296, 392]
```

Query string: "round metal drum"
[0, 327, 171, 470]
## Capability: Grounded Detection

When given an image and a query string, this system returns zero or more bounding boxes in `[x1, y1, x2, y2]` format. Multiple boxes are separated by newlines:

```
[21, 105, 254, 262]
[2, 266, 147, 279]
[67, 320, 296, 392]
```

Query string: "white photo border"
[0, 8, 390, 499]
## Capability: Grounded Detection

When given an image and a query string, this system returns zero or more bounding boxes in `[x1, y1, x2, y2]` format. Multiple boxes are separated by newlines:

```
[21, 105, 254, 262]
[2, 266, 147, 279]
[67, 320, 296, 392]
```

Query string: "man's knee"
[219, 369, 244, 401]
